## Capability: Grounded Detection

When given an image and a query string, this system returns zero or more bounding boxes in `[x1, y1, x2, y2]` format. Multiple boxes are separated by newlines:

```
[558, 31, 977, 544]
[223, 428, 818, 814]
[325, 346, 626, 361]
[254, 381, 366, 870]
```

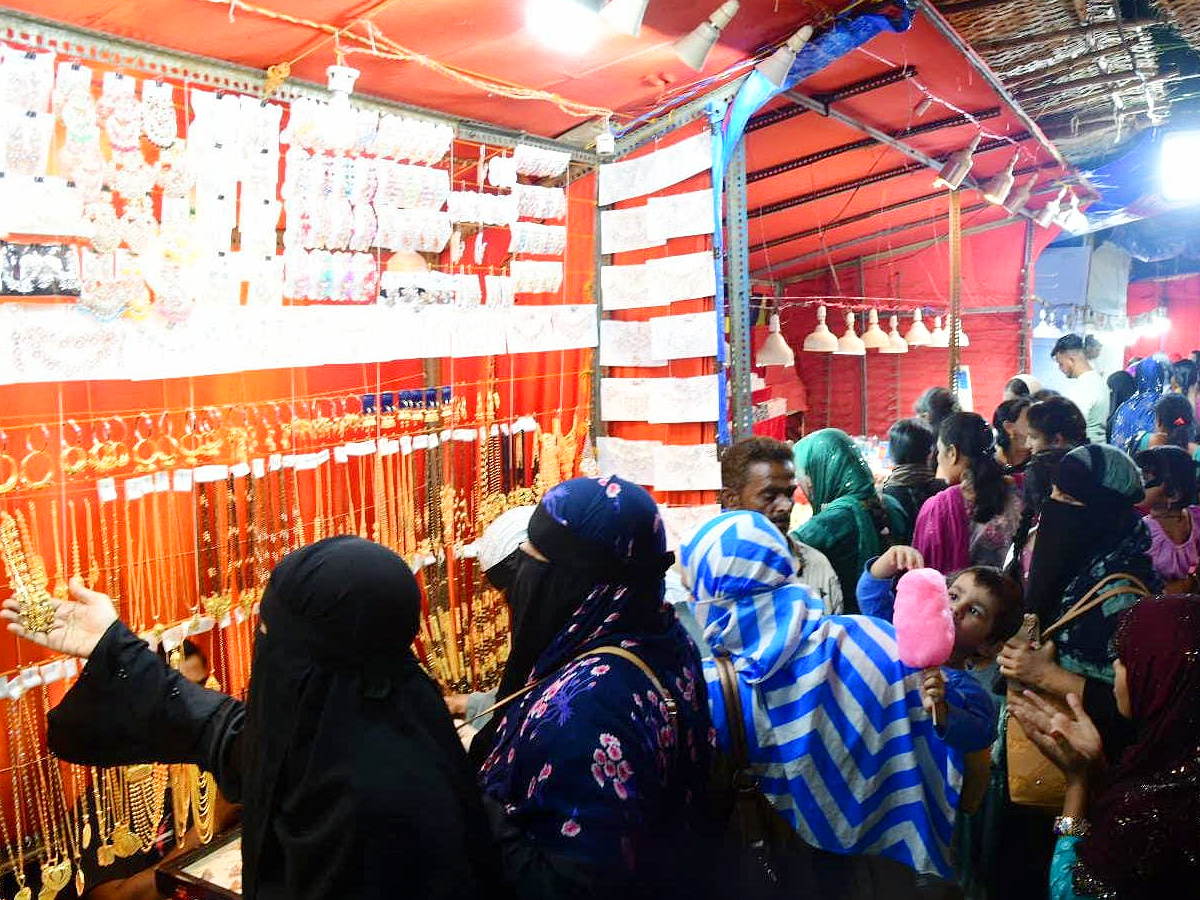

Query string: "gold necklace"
[38, 687, 83, 897]
[3, 697, 31, 900]
[84, 498, 101, 588]
[90, 766, 114, 867]
[49, 500, 68, 600]
[1, 512, 56, 634]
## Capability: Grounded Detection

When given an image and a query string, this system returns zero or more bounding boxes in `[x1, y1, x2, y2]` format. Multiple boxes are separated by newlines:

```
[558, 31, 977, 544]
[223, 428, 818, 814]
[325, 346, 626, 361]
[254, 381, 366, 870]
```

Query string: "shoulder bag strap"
[460, 644, 680, 742]
[1042, 572, 1152, 642]
[713, 652, 749, 770]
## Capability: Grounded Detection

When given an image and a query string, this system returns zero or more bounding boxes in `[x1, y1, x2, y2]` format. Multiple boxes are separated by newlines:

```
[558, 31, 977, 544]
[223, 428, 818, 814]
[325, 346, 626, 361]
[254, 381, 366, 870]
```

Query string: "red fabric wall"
[778, 219, 1052, 436]
[1127, 274, 1200, 363]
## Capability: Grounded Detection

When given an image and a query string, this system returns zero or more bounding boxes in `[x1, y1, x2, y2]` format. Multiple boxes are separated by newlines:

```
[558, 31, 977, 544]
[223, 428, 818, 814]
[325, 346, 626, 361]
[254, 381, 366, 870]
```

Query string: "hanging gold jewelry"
[1, 512, 56, 633]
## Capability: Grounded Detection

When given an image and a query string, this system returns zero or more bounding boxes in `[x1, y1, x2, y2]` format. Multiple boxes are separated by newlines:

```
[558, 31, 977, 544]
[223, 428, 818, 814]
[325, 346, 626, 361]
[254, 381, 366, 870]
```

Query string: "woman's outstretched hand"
[1, 577, 117, 659]
[1009, 690, 1103, 778]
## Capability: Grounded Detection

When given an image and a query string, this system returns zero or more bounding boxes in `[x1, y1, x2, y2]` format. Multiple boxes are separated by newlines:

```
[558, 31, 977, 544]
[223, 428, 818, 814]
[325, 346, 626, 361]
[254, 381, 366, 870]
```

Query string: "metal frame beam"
[612, 76, 747, 158]
[779, 214, 1020, 283]
[744, 66, 917, 133]
[747, 133, 1027, 219]
[916, 0, 1072, 173]
[747, 108, 1000, 184]
[750, 160, 1058, 254]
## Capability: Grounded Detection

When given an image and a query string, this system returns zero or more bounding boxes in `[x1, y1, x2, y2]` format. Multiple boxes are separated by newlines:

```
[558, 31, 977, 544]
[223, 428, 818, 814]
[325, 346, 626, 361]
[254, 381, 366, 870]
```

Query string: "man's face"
[1055, 351, 1077, 378]
[730, 460, 796, 534]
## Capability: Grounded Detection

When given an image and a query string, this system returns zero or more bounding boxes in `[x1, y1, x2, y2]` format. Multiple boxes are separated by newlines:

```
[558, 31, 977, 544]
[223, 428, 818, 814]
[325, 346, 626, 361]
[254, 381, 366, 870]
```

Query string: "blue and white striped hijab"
[681, 510, 961, 878]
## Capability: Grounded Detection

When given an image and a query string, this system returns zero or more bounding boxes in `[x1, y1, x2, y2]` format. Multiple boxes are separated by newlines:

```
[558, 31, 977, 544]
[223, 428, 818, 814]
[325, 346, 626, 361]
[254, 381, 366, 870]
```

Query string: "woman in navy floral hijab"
[478, 476, 712, 899]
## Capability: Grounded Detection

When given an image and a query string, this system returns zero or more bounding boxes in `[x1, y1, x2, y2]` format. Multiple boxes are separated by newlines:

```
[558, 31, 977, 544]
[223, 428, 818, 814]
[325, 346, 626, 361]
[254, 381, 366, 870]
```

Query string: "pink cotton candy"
[894, 568, 955, 669]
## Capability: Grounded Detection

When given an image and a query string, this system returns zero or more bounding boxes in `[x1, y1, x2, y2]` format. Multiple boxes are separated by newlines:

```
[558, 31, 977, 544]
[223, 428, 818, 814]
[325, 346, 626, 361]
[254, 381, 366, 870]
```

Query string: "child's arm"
[937, 669, 998, 752]
[856, 546, 925, 622]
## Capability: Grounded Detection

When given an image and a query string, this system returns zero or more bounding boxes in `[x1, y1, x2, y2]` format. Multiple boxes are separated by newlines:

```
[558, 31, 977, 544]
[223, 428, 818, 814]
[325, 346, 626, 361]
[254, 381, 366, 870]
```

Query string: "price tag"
[252, 458, 266, 479]
[189, 616, 215, 636]
[399, 436, 413, 455]
[172, 469, 194, 492]
[315, 448, 331, 466]
[4, 678, 21, 702]
[124, 477, 145, 501]
[489, 424, 501, 437]
[194, 464, 230, 484]
[412, 435, 429, 451]
[440, 429, 453, 443]
[97, 477, 118, 503]
[62, 658, 78, 679]
[234, 606, 246, 624]
[427, 434, 440, 449]
[160, 624, 184, 652]
[499, 422, 511, 436]
[219, 613, 232, 629]
[20, 667, 42, 690]
[268, 453, 283, 472]
[334, 445, 349, 464]
[153, 471, 171, 493]
[230, 462, 252, 479]
[281, 455, 296, 469]
[39, 660, 65, 685]
[454, 429, 477, 442]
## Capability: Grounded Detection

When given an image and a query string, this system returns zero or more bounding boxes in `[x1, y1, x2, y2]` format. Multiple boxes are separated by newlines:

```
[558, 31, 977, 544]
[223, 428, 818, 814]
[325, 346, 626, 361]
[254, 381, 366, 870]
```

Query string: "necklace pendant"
[42, 860, 71, 892]
[81, 821, 92, 849]
[74, 869, 85, 896]
[110, 824, 141, 858]
[15, 885, 31, 900]
[96, 843, 115, 867]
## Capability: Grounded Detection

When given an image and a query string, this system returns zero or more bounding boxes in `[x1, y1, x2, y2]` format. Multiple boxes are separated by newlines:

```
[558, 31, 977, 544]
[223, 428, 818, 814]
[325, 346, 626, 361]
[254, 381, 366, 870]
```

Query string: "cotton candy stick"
[894, 568, 955, 728]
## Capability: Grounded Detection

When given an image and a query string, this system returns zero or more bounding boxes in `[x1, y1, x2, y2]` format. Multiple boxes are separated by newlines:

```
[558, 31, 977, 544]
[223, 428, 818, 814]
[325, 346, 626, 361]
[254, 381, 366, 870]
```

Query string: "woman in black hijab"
[3, 536, 498, 900]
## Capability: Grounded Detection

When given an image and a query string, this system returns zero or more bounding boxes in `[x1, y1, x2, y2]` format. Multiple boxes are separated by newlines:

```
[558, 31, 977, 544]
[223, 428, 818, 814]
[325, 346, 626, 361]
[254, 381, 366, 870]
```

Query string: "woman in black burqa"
[3, 536, 499, 900]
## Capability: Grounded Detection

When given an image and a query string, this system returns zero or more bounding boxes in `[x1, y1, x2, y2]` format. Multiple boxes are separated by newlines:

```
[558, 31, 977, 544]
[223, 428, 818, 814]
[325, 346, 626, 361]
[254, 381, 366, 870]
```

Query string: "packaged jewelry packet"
[156, 829, 242, 900]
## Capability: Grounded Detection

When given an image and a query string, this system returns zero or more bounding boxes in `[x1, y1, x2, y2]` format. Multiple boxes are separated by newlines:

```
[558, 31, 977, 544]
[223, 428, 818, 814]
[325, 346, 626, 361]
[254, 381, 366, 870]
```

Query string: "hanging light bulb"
[756, 312, 795, 367]
[599, 0, 650, 36]
[861, 308, 889, 349]
[914, 96, 934, 117]
[527, 0, 606, 54]
[933, 134, 981, 190]
[1033, 187, 1069, 228]
[594, 117, 616, 155]
[983, 153, 1019, 205]
[673, 1, 740, 71]
[1003, 174, 1037, 215]
[835, 311, 866, 356]
[905, 308, 932, 346]
[1031, 308, 1063, 339]
[755, 24, 814, 87]
[802, 304, 838, 352]
[929, 315, 950, 348]
[879, 314, 909, 354]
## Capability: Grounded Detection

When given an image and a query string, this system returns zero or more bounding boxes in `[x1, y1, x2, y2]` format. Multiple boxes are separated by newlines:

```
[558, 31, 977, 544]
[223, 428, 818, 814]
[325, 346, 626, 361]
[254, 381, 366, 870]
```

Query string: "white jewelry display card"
[451, 308, 509, 358]
[600, 377, 652, 422]
[599, 263, 651, 311]
[649, 311, 718, 361]
[596, 436, 659, 486]
[505, 305, 557, 354]
[598, 130, 713, 206]
[645, 251, 717, 304]
[647, 374, 720, 424]
[600, 206, 663, 255]
[652, 444, 722, 492]
[599, 320, 666, 368]
[645, 189, 715, 243]
[550, 305, 599, 351]
[659, 503, 723, 551]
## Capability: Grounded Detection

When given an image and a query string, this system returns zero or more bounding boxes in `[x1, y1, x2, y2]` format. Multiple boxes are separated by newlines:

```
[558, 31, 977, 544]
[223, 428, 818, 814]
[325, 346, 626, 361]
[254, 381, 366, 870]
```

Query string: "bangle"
[1053, 815, 1090, 838]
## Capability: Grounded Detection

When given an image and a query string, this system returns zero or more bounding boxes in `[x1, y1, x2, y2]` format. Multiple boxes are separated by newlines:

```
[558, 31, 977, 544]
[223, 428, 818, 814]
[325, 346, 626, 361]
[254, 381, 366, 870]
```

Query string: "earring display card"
[599, 320, 666, 368]
[646, 374, 720, 424]
[648, 311, 718, 361]
[596, 436, 658, 486]
[652, 444, 721, 492]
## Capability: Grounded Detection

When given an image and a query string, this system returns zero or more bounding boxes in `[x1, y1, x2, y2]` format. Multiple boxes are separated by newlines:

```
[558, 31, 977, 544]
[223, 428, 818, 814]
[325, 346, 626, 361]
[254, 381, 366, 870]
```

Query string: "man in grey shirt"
[1053, 333, 1109, 443]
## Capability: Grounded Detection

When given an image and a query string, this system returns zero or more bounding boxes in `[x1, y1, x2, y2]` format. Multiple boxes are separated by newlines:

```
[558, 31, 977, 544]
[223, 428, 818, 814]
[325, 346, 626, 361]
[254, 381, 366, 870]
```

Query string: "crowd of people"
[4, 335, 1199, 900]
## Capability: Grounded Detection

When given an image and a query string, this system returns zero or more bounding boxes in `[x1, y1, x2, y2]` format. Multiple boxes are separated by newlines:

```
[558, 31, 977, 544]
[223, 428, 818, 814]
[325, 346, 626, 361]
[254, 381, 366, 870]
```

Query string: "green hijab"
[792, 429, 890, 601]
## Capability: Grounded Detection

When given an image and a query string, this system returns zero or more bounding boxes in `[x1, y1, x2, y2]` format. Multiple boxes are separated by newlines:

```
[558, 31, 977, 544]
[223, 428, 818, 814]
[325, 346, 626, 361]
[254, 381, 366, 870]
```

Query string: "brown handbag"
[1006, 572, 1152, 809]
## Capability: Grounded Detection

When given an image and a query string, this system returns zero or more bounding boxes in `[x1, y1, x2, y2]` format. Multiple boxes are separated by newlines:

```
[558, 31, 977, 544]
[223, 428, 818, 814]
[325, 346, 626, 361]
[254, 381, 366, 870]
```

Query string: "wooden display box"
[155, 829, 242, 900]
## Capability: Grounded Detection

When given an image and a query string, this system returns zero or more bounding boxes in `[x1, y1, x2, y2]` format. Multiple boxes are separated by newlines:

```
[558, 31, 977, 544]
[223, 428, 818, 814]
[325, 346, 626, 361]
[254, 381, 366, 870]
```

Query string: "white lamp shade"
[983, 154, 1018, 205]
[1003, 174, 1036, 214]
[835, 310, 866, 356]
[861, 308, 890, 349]
[756, 24, 813, 87]
[673, 1, 739, 70]
[930, 315, 949, 348]
[905, 308, 932, 346]
[802, 304, 839, 352]
[599, 0, 650, 35]
[880, 314, 908, 353]
[756, 313, 795, 366]
[1031, 309, 1063, 339]
[933, 134, 981, 190]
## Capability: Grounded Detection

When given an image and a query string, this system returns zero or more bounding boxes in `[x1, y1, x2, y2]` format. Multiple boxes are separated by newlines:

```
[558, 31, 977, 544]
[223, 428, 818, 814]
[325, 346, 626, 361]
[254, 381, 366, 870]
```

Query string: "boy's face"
[948, 571, 998, 658]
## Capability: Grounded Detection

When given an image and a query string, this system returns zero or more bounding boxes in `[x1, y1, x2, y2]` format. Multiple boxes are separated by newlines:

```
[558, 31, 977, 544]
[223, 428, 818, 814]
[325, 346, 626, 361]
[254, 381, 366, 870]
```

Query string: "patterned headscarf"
[682, 510, 961, 879]
[1110, 356, 1169, 451]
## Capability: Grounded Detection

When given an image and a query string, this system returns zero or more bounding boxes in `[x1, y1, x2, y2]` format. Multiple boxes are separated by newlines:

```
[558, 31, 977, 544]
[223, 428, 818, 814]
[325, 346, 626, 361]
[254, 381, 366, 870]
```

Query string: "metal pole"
[724, 136, 755, 442]
[1019, 218, 1034, 373]
[948, 191, 963, 392]
[858, 260, 869, 436]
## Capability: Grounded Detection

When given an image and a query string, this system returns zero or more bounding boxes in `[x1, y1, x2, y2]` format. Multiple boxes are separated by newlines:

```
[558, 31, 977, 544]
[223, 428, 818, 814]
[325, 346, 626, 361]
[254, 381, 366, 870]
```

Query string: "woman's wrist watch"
[1053, 815, 1091, 837]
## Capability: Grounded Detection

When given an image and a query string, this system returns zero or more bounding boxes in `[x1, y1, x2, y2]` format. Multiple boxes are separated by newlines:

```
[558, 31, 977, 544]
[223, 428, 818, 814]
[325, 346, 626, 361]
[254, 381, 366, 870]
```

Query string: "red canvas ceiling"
[3, 0, 1074, 284]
